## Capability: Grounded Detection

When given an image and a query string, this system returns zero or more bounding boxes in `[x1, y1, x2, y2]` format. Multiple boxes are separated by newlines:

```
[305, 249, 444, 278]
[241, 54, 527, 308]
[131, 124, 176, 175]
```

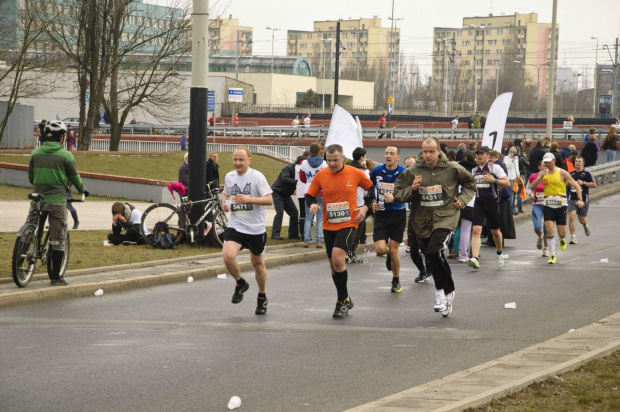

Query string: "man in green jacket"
[393, 137, 476, 317]
[26, 120, 88, 286]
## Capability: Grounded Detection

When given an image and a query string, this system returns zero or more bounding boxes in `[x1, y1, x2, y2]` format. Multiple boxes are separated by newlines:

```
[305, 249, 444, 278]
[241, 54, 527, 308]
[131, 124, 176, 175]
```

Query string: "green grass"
[0, 184, 132, 202]
[1, 226, 298, 278]
[467, 350, 620, 411]
[0, 151, 287, 184]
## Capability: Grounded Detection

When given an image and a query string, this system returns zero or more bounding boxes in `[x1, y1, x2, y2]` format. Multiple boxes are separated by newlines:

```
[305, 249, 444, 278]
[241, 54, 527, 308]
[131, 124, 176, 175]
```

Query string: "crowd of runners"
[219, 135, 599, 319]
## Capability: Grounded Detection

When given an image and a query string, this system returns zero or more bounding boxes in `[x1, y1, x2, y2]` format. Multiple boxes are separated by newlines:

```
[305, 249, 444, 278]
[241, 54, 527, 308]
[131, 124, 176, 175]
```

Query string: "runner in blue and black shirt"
[370, 146, 407, 293]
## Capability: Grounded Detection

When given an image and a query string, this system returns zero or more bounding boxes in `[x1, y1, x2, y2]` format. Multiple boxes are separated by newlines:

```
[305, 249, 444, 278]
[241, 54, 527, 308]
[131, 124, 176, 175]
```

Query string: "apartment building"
[208, 16, 253, 57]
[287, 17, 400, 89]
[433, 13, 558, 104]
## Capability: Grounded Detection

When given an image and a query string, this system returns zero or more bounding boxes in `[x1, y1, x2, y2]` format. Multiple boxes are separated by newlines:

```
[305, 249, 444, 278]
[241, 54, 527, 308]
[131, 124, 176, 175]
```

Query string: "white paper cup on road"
[103, 240, 110, 247]
[217, 274, 227, 280]
[227, 396, 241, 410]
[504, 302, 516, 309]
[600, 258, 609, 263]
[568, 328, 576, 333]
[187, 276, 193, 283]
[94, 289, 104, 297]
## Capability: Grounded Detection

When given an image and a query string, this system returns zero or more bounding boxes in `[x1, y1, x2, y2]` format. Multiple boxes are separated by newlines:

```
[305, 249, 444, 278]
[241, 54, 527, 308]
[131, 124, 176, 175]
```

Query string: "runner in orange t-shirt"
[306, 144, 373, 318]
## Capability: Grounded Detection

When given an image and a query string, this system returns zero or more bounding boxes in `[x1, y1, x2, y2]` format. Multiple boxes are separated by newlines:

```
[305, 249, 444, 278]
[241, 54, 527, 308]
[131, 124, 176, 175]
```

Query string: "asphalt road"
[1, 194, 619, 412]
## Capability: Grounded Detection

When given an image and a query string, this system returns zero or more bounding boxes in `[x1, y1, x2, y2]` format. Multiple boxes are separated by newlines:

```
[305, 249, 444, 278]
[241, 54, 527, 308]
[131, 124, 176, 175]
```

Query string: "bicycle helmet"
[44, 120, 68, 138]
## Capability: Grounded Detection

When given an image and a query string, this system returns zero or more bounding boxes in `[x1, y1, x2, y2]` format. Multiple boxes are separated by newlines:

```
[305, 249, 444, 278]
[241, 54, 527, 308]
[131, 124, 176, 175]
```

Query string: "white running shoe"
[441, 291, 455, 317]
[467, 257, 480, 269]
[497, 254, 504, 268]
[542, 247, 550, 257]
[570, 235, 577, 245]
[458, 258, 468, 263]
[434, 292, 446, 312]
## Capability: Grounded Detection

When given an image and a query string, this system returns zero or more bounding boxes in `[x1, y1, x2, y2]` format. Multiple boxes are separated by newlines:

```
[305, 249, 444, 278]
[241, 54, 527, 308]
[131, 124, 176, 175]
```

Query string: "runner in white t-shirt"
[221, 146, 273, 315]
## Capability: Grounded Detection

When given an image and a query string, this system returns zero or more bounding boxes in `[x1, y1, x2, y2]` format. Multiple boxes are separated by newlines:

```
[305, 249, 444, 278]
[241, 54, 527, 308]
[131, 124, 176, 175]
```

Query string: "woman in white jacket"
[505, 147, 522, 215]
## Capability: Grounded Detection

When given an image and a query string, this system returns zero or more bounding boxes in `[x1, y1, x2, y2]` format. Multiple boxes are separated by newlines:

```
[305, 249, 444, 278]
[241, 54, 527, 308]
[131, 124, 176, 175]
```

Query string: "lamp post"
[388, 16, 404, 105]
[266, 26, 280, 108]
[574, 73, 582, 112]
[514, 60, 550, 118]
[469, 24, 484, 114]
[591, 37, 598, 117]
[318, 36, 331, 109]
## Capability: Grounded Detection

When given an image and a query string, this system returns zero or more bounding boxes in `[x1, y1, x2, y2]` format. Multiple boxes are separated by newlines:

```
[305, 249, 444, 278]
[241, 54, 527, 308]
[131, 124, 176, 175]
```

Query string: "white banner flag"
[482, 92, 513, 152]
[326, 105, 363, 160]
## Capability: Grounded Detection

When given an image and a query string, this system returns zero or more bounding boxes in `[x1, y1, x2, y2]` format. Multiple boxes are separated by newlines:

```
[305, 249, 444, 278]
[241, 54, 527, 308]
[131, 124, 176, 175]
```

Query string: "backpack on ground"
[154, 221, 174, 250]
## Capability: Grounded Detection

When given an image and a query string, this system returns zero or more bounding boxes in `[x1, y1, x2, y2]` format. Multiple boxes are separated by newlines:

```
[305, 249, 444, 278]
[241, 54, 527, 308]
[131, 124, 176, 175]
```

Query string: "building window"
[467, 50, 472, 55]
[497, 29, 503, 35]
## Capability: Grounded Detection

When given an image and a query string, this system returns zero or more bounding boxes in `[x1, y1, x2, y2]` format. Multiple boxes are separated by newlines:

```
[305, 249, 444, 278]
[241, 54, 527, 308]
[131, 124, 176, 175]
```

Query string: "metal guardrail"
[586, 160, 620, 185]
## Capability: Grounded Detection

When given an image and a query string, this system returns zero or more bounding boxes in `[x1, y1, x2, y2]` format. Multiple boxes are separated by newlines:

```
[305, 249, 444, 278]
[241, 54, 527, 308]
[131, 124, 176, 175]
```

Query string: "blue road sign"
[208, 90, 215, 112]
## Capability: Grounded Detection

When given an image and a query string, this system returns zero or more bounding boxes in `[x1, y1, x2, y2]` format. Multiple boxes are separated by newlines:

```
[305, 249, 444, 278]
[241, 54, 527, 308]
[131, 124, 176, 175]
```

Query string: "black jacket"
[205, 159, 219, 191]
[527, 144, 547, 173]
[271, 162, 297, 196]
[580, 143, 599, 167]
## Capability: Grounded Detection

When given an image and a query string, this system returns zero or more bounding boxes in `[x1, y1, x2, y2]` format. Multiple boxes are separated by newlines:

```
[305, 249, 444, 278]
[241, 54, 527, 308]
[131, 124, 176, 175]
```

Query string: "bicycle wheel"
[211, 209, 229, 248]
[47, 231, 70, 279]
[141, 203, 185, 247]
[12, 226, 37, 287]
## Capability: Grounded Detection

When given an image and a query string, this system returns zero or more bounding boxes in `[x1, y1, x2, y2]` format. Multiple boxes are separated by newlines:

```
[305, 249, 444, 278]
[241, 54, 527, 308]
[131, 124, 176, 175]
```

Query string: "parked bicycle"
[140, 180, 228, 248]
[12, 192, 85, 288]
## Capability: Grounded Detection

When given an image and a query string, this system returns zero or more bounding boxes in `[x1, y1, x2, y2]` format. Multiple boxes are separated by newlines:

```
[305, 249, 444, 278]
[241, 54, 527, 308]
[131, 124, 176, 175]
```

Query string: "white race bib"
[544, 195, 566, 208]
[419, 185, 443, 207]
[231, 201, 253, 215]
[326, 201, 351, 223]
[475, 174, 490, 189]
[535, 193, 544, 204]
[376, 182, 394, 200]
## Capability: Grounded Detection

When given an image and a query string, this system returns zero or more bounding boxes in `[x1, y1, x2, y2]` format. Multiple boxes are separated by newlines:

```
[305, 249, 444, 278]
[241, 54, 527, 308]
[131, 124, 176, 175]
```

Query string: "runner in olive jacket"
[392, 137, 476, 317]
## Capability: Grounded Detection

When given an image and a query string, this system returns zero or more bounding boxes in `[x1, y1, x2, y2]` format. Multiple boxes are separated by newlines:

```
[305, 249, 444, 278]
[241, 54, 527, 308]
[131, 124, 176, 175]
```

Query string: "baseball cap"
[475, 146, 490, 154]
[542, 153, 555, 163]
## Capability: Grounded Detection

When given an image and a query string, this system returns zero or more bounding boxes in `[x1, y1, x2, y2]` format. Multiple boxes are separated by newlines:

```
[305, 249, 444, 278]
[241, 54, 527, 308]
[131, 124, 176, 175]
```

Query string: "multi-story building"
[287, 17, 400, 91]
[208, 16, 253, 57]
[432, 13, 558, 110]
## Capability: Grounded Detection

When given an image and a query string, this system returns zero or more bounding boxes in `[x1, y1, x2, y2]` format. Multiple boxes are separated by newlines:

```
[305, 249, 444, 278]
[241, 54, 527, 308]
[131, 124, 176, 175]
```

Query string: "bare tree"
[102, 1, 191, 151]
[0, 0, 52, 145]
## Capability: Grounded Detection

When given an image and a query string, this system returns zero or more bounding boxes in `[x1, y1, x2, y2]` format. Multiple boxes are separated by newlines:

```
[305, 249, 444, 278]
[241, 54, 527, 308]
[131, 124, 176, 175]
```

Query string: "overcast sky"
[156, 0, 620, 78]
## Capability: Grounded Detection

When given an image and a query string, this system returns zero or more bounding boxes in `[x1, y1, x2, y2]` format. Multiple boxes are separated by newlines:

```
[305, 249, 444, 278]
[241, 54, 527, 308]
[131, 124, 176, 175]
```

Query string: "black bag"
[154, 221, 174, 249]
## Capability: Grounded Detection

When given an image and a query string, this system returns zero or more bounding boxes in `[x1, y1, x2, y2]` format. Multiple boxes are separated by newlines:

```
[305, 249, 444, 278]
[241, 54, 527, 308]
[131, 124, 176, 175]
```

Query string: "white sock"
[547, 237, 555, 255]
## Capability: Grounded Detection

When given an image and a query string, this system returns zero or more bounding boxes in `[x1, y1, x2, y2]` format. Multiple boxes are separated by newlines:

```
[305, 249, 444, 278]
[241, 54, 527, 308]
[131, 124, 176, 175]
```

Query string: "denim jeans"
[531, 204, 546, 234]
[304, 197, 323, 243]
[606, 149, 616, 163]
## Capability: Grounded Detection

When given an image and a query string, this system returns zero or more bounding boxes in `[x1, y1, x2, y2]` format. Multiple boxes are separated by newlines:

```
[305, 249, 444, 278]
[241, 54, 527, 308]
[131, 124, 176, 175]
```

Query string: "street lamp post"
[591, 37, 598, 117]
[266, 26, 280, 108]
[469, 24, 484, 114]
[514, 60, 549, 118]
[318, 36, 331, 109]
[574, 73, 582, 112]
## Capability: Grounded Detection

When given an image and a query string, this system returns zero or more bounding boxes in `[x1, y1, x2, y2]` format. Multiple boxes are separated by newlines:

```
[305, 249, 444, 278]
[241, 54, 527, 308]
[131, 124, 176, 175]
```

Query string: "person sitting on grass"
[107, 202, 145, 245]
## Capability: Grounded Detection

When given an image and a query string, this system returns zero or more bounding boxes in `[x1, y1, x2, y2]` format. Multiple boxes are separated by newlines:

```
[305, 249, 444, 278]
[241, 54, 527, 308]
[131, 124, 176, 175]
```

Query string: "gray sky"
[156, 0, 620, 78]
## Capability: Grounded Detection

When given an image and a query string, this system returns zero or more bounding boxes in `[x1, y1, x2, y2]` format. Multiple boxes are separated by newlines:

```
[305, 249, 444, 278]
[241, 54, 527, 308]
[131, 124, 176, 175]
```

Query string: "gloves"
[84, 188, 90, 197]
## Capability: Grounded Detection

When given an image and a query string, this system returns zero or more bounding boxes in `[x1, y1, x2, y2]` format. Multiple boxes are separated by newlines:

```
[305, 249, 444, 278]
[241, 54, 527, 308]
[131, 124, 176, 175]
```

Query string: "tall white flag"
[326, 104, 363, 159]
[482, 92, 513, 152]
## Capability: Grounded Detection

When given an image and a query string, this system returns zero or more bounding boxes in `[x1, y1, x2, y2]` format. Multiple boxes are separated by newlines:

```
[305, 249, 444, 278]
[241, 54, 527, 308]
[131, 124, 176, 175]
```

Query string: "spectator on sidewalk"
[206, 151, 220, 193]
[108, 202, 145, 245]
[180, 131, 187, 151]
[178, 152, 189, 188]
[270, 160, 300, 240]
[38, 119, 47, 147]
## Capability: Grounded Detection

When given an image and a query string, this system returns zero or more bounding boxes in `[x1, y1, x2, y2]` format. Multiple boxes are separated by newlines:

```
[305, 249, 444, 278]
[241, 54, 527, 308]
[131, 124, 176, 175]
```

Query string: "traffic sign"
[228, 88, 243, 102]
[387, 94, 393, 105]
[388, 104, 393, 114]
[207, 90, 215, 112]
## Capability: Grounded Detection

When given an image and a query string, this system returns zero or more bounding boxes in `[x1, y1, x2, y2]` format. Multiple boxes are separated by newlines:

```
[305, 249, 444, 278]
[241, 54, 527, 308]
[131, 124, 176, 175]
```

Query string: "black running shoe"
[391, 281, 402, 293]
[333, 301, 349, 318]
[345, 296, 354, 310]
[255, 297, 268, 315]
[50, 278, 68, 286]
[386, 255, 392, 271]
[415, 272, 430, 283]
[231, 282, 249, 304]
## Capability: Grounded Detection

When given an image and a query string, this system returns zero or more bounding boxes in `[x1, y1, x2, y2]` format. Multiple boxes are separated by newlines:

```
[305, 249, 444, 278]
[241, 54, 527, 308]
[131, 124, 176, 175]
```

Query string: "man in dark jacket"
[270, 161, 300, 240]
[205, 152, 220, 193]
[526, 139, 548, 180]
[38, 120, 47, 147]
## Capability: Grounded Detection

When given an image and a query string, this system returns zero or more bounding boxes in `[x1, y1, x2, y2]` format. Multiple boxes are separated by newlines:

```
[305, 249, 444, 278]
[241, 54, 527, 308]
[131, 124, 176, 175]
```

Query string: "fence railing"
[586, 160, 620, 186]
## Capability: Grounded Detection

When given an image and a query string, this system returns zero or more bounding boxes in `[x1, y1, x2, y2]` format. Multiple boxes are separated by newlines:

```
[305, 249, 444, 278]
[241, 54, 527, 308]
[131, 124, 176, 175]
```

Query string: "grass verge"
[467, 350, 620, 411]
[0, 151, 287, 185]
[1, 227, 298, 278]
[0, 184, 133, 202]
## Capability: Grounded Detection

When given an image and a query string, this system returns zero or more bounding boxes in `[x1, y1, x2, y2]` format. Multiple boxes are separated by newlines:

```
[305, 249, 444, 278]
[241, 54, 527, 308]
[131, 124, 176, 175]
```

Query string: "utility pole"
[545, 0, 558, 137]
[591, 37, 598, 117]
[334, 21, 340, 107]
[613, 38, 619, 116]
[449, 33, 456, 115]
[188, 0, 209, 240]
[387, 0, 395, 127]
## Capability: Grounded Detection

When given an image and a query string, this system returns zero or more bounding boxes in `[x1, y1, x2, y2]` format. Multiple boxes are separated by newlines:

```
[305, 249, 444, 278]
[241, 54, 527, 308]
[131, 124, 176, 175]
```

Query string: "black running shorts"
[472, 199, 501, 229]
[224, 227, 267, 256]
[373, 209, 407, 243]
[324, 227, 357, 259]
[543, 206, 567, 225]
